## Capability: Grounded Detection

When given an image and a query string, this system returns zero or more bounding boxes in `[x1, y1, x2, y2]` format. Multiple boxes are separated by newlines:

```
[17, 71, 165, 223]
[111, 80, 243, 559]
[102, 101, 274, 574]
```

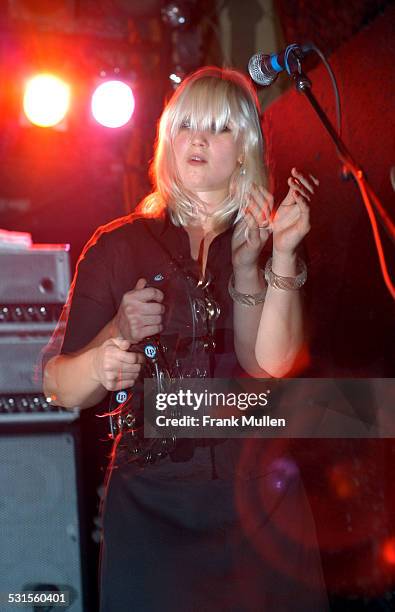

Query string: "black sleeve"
[61, 231, 117, 354]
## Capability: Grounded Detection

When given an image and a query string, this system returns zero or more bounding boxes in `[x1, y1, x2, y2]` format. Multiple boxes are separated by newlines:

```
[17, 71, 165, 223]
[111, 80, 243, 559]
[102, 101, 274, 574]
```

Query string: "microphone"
[248, 43, 312, 86]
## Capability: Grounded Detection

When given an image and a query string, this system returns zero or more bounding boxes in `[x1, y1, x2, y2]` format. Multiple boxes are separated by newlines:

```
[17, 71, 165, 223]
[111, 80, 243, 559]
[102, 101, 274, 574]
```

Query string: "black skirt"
[99, 438, 329, 611]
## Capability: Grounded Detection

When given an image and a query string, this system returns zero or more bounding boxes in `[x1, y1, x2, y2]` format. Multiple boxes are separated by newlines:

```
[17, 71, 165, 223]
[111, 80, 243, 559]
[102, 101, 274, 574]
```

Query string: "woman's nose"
[191, 131, 208, 146]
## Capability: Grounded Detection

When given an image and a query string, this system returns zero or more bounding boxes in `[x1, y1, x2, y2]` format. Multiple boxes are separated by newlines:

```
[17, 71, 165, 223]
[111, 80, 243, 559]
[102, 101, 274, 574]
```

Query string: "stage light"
[328, 462, 358, 499]
[382, 537, 395, 565]
[91, 80, 135, 129]
[169, 71, 183, 85]
[23, 73, 71, 128]
[161, 2, 189, 27]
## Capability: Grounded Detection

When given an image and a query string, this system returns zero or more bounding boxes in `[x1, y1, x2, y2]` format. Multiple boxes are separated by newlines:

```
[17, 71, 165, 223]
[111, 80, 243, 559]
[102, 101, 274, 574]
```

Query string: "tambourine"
[107, 259, 221, 464]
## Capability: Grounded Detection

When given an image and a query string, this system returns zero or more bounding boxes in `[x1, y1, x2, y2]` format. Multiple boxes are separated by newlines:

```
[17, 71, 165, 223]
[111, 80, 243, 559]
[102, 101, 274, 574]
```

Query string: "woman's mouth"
[188, 155, 207, 164]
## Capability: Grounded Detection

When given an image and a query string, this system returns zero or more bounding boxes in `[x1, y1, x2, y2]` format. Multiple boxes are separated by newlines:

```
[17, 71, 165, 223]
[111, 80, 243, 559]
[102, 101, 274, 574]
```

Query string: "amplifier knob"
[26, 306, 38, 321]
[38, 306, 49, 321]
[6, 397, 16, 413]
[12, 306, 24, 321]
[18, 397, 30, 411]
[0, 307, 10, 322]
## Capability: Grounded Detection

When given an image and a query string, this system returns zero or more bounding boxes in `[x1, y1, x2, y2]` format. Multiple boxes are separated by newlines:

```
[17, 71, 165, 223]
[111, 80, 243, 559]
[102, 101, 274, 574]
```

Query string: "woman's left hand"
[232, 183, 274, 270]
[272, 168, 319, 255]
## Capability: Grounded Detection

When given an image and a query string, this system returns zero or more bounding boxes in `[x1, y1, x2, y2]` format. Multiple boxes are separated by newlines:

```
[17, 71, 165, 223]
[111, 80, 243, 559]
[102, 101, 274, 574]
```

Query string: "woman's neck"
[195, 187, 230, 210]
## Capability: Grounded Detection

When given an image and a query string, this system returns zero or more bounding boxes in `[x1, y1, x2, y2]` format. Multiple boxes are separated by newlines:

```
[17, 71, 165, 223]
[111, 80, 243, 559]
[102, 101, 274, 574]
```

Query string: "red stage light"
[382, 537, 395, 565]
[328, 462, 359, 500]
[23, 73, 71, 128]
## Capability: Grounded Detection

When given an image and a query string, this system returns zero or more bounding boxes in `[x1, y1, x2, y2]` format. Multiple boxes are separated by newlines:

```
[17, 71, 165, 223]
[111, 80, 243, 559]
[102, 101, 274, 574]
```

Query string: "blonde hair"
[140, 66, 265, 227]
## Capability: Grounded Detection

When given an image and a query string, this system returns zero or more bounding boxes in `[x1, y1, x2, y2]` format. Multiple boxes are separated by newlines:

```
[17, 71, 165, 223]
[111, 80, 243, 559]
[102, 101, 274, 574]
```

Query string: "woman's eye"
[212, 124, 231, 133]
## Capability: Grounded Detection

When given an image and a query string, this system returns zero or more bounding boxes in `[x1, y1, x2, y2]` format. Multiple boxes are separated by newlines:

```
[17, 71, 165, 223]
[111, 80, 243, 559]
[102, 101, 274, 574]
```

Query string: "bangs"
[169, 77, 247, 139]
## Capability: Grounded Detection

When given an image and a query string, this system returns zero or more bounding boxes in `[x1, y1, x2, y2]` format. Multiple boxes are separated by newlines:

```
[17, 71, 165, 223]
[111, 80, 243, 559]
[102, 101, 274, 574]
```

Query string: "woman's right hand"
[112, 278, 165, 344]
[92, 337, 145, 391]
[232, 184, 274, 272]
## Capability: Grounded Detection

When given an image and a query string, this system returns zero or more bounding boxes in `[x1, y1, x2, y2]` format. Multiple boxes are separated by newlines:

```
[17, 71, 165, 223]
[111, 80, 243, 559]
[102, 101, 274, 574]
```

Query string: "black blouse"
[61, 212, 244, 378]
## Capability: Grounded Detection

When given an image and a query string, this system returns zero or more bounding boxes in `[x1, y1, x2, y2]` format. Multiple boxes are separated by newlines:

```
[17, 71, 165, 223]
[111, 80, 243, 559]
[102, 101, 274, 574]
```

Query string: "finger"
[132, 352, 146, 364]
[243, 212, 260, 246]
[280, 186, 296, 207]
[291, 167, 315, 193]
[134, 277, 147, 290]
[291, 168, 316, 194]
[139, 302, 165, 315]
[117, 364, 143, 375]
[250, 184, 274, 218]
[113, 363, 142, 383]
[244, 208, 263, 232]
[125, 287, 165, 303]
[288, 177, 311, 200]
[247, 205, 270, 231]
[246, 202, 269, 230]
[108, 366, 142, 382]
[256, 185, 275, 213]
[309, 173, 320, 186]
[141, 287, 164, 302]
[110, 337, 131, 351]
[244, 211, 269, 247]
[116, 351, 145, 365]
[247, 191, 272, 227]
[139, 324, 164, 337]
[107, 377, 140, 391]
[137, 314, 163, 326]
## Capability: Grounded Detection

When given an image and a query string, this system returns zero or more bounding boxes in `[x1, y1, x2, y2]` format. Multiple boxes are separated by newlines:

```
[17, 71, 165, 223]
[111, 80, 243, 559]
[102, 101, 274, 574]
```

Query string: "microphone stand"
[286, 49, 395, 299]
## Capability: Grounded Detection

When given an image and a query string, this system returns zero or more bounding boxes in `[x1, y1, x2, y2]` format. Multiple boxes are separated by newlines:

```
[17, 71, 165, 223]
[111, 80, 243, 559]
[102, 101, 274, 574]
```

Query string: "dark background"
[0, 1, 394, 610]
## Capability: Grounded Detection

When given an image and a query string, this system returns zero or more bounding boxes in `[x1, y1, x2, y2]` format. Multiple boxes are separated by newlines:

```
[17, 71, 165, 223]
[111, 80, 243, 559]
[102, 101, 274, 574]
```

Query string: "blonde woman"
[44, 67, 326, 611]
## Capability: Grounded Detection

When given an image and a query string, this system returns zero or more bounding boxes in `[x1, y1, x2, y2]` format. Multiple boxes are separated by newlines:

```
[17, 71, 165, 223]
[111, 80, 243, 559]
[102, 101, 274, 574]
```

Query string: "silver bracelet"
[228, 272, 267, 306]
[264, 256, 307, 290]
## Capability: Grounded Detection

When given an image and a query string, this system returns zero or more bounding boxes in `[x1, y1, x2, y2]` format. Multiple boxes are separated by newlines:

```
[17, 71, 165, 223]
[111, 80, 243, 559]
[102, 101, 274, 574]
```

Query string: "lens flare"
[23, 73, 70, 127]
[91, 80, 135, 128]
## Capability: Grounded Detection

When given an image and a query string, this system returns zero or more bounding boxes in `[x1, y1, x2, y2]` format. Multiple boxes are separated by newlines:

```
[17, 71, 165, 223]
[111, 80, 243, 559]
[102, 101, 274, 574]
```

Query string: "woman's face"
[173, 121, 242, 206]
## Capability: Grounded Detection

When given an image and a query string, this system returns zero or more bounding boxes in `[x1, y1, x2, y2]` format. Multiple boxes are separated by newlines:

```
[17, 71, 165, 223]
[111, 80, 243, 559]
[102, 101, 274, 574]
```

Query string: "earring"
[240, 166, 246, 176]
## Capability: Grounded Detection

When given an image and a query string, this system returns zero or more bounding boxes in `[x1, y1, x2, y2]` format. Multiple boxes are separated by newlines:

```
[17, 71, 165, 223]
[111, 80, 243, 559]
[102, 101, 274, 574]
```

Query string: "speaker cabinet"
[0, 427, 86, 611]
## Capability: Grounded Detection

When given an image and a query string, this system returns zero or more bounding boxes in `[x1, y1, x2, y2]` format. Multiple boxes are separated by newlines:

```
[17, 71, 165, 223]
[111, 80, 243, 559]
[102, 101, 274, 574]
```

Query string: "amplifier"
[0, 304, 63, 333]
[0, 393, 78, 423]
[0, 245, 70, 304]
[0, 244, 70, 394]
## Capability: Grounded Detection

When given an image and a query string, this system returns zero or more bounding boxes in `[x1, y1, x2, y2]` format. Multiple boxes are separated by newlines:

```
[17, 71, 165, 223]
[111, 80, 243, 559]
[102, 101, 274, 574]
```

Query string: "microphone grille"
[248, 53, 276, 86]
